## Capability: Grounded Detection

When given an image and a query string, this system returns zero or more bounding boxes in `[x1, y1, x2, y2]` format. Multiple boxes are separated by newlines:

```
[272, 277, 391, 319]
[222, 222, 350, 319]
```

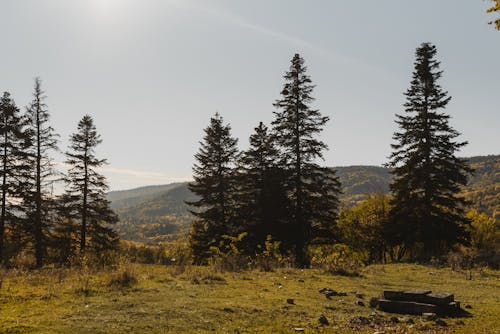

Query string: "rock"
[423, 312, 437, 321]
[350, 316, 371, 326]
[297, 279, 304, 283]
[434, 319, 447, 326]
[456, 320, 465, 325]
[373, 331, 386, 334]
[223, 307, 234, 313]
[287, 299, 295, 305]
[356, 292, 365, 299]
[465, 304, 472, 309]
[293, 328, 305, 332]
[337, 292, 348, 296]
[390, 316, 399, 323]
[318, 314, 329, 325]
[356, 301, 365, 307]
[319, 288, 338, 298]
[369, 297, 379, 308]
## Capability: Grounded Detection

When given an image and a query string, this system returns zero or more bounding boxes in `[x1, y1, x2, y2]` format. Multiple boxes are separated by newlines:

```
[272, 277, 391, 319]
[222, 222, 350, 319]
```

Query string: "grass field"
[0, 263, 498, 333]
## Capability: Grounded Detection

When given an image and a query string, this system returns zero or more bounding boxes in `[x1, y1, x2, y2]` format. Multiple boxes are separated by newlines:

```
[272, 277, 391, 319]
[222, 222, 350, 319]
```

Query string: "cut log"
[383, 290, 432, 302]
[378, 299, 438, 315]
[422, 292, 454, 306]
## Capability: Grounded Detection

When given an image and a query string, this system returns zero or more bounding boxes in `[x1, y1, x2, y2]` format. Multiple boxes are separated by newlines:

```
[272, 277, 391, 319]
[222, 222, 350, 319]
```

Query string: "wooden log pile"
[378, 290, 461, 316]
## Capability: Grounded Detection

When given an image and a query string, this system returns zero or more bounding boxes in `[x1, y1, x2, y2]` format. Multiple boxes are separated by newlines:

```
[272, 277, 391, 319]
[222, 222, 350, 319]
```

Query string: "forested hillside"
[108, 155, 498, 244]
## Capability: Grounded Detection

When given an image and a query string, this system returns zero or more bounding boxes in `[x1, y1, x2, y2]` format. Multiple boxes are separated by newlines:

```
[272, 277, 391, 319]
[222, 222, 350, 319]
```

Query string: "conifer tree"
[23, 78, 59, 267]
[272, 54, 341, 266]
[0, 92, 31, 264]
[188, 113, 239, 263]
[387, 43, 471, 260]
[62, 115, 118, 256]
[236, 122, 287, 251]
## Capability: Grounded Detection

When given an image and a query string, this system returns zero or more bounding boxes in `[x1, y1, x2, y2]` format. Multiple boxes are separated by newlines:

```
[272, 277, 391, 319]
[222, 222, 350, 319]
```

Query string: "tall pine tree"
[62, 115, 118, 257]
[387, 43, 471, 261]
[188, 113, 239, 263]
[23, 78, 59, 267]
[272, 54, 341, 266]
[0, 92, 31, 264]
[236, 122, 288, 252]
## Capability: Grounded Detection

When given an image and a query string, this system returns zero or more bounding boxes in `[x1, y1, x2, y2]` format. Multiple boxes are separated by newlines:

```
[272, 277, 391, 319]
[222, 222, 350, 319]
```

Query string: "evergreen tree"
[23, 78, 59, 267]
[272, 54, 341, 266]
[187, 113, 239, 263]
[0, 92, 31, 264]
[62, 115, 118, 256]
[387, 43, 472, 261]
[236, 122, 287, 252]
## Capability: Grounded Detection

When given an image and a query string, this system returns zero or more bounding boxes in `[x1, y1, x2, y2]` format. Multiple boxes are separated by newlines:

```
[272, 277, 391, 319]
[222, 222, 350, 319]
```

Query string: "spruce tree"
[187, 113, 239, 263]
[0, 92, 31, 264]
[63, 115, 118, 256]
[23, 78, 59, 267]
[387, 43, 472, 261]
[272, 54, 341, 266]
[236, 122, 287, 252]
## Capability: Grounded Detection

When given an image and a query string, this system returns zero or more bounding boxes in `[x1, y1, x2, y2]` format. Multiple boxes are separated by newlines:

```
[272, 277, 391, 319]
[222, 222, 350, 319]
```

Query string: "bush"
[310, 244, 363, 277]
[209, 233, 250, 272]
[108, 264, 138, 289]
[252, 235, 290, 271]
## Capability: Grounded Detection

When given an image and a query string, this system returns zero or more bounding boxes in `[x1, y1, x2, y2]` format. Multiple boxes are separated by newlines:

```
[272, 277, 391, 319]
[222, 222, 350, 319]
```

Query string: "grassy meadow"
[0, 263, 499, 333]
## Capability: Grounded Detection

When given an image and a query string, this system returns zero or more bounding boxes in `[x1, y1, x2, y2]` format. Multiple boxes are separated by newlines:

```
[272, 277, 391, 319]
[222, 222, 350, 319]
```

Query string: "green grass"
[0, 264, 498, 333]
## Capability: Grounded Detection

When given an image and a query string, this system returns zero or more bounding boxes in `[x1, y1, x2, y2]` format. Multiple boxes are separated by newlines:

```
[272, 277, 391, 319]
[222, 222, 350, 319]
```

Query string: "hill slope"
[109, 155, 499, 243]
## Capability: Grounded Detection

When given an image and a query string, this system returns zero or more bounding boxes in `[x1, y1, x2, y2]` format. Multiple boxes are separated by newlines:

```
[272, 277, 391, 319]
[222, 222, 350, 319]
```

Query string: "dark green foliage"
[59, 115, 118, 259]
[235, 122, 288, 252]
[23, 78, 59, 267]
[271, 54, 341, 266]
[387, 43, 472, 260]
[187, 113, 239, 263]
[0, 92, 31, 264]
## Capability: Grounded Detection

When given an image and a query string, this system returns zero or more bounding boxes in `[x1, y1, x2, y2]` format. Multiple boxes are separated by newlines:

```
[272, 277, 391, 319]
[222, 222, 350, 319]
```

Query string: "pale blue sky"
[1, 0, 498, 190]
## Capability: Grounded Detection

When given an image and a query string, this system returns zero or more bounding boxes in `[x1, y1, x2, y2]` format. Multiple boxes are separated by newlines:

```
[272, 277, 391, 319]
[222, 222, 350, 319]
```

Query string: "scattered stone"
[287, 299, 295, 305]
[356, 300, 365, 307]
[404, 317, 415, 324]
[390, 316, 399, 323]
[465, 304, 472, 309]
[434, 319, 447, 327]
[423, 312, 437, 321]
[456, 320, 465, 325]
[297, 279, 304, 283]
[373, 331, 386, 334]
[223, 307, 234, 313]
[318, 314, 329, 325]
[369, 297, 379, 308]
[356, 292, 365, 299]
[350, 316, 371, 326]
[293, 328, 305, 332]
[319, 288, 338, 298]
[337, 292, 348, 296]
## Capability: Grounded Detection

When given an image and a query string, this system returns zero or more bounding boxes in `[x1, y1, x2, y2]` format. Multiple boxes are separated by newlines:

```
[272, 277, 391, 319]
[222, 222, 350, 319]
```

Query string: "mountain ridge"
[109, 155, 499, 244]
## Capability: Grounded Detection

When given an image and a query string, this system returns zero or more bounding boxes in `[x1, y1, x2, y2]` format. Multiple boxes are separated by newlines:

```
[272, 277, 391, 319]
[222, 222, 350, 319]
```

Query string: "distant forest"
[110, 155, 499, 244]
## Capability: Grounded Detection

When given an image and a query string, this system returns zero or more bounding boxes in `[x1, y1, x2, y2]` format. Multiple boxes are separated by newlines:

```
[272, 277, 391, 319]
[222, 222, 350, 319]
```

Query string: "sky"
[1, 0, 499, 191]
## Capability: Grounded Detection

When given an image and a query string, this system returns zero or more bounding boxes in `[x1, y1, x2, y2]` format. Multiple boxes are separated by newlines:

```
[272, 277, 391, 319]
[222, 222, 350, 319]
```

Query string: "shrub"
[209, 233, 250, 272]
[310, 244, 363, 277]
[108, 264, 138, 289]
